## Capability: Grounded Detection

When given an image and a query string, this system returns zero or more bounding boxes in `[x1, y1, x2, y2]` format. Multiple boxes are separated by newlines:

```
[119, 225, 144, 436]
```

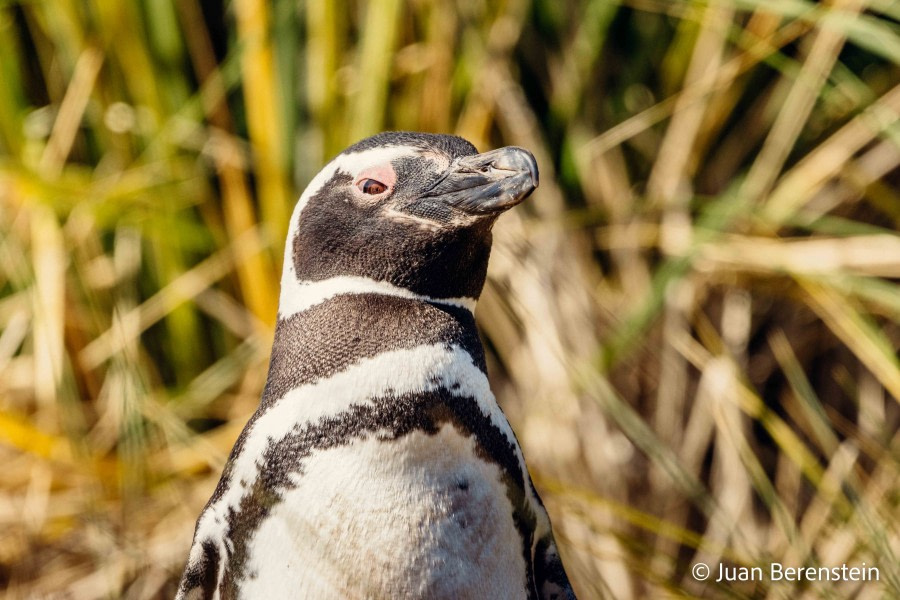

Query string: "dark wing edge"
[175, 538, 221, 600]
[534, 532, 577, 600]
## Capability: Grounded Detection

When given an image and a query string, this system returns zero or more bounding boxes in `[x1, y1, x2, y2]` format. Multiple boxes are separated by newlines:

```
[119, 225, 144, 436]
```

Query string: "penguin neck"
[277, 272, 478, 320]
[262, 289, 487, 408]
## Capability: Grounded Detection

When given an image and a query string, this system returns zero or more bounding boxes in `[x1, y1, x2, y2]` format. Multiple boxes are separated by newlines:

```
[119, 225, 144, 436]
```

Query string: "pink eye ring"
[358, 179, 387, 195]
[353, 164, 396, 197]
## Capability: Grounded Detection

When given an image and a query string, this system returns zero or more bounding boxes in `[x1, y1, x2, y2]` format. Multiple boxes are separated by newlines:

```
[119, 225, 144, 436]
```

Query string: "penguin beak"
[422, 146, 539, 214]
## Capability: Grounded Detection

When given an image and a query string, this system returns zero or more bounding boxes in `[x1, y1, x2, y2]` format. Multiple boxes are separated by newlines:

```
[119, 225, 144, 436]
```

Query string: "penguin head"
[283, 132, 538, 306]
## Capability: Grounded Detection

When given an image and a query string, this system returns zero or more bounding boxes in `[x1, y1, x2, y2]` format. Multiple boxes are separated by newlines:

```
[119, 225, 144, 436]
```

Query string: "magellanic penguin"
[176, 132, 575, 599]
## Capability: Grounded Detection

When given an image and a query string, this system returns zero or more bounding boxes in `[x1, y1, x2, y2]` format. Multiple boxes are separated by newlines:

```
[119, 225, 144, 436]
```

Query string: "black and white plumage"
[176, 132, 575, 599]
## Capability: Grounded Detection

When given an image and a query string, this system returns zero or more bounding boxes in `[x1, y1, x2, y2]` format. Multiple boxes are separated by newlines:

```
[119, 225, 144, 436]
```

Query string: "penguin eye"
[358, 178, 388, 195]
[353, 164, 394, 197]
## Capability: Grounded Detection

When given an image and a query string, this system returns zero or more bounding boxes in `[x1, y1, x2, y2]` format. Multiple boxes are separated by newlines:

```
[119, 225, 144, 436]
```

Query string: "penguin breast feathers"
[176, 132, 575, 600]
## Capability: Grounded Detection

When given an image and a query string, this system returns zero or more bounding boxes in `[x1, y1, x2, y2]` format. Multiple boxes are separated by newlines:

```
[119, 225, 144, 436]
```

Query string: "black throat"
[261, 293, 487, 410]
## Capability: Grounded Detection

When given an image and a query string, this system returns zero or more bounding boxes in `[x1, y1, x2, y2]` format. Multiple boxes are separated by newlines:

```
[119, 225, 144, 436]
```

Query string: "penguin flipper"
[534, 533, 577, 600]
[175, 538, 221, 600]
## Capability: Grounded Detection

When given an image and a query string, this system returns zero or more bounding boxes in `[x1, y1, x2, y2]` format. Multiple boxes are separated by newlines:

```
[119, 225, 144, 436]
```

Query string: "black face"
[291, 132, 539, 300]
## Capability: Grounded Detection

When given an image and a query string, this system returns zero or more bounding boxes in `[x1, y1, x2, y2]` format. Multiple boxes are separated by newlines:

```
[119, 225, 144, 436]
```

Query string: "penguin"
[176, 131, 575, 600]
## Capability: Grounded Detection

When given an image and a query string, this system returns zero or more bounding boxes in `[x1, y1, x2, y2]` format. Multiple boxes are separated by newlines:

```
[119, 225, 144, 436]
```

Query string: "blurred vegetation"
[0, 0, 898, 598]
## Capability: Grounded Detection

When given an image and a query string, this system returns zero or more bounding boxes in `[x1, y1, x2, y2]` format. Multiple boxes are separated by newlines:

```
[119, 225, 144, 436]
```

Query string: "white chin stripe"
[278, 274, 477, 318]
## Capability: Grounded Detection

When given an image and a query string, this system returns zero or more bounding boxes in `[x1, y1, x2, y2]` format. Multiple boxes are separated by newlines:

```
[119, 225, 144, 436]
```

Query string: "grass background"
[0, 0, 898, 598]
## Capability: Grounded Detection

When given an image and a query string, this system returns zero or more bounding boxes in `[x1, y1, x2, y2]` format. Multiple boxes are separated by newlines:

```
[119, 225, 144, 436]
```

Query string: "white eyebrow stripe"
[278, 146, 422, 302]
[278, 275, 476, 318]
[290, 146, 422, 226]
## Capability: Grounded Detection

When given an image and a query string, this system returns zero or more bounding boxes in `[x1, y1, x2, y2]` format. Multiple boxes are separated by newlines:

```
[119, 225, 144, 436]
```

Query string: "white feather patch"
[278, 275, 477, 318]
[191, 344, 527, 559]
[240, 425, 529, 599]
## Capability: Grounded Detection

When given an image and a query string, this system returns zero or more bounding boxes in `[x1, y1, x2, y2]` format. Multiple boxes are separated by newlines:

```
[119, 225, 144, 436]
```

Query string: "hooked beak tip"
[426, 146, 539, 215]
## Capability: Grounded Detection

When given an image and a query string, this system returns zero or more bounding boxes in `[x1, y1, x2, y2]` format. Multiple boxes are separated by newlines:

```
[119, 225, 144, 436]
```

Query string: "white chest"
[237, 423, 529, 599]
